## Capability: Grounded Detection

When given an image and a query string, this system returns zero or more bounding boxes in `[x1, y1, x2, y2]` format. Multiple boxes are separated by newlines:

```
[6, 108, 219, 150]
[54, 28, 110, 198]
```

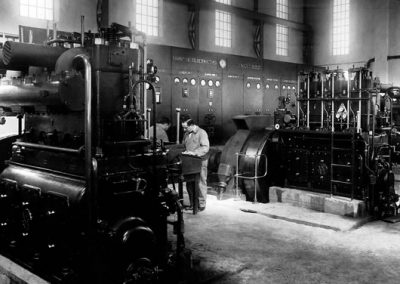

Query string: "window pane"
[333, 0, 349, 55]
[20, 5, 29, 16]
[29, 6, 36, 17]
[136, 0, 159, 36]
[216, 0, 231, 4]
[215, 9, 231, 48]
[37, 7, 45, 18]
[276, 0, 288, 20]
[276, 24, 288, 56]
[45, 8, 52, 20]
[20, 0, 53, 20]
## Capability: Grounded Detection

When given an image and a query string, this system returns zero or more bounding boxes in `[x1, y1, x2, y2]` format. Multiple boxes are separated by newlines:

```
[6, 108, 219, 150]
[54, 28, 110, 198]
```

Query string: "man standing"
[149, 116, 171, 143]
[181, 116, 210, 212]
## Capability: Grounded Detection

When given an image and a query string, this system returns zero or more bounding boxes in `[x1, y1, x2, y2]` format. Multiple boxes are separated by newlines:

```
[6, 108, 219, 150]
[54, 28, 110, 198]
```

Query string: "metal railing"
[234, 152, 268, 203]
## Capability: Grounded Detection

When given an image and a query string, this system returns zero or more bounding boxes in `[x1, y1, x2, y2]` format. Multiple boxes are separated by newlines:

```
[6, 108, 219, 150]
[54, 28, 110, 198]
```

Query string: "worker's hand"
[182, 150, 196, 156]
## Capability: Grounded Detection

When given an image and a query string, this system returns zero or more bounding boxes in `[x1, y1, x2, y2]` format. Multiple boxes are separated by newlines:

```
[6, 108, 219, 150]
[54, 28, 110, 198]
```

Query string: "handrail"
[234, 152, 268, 203]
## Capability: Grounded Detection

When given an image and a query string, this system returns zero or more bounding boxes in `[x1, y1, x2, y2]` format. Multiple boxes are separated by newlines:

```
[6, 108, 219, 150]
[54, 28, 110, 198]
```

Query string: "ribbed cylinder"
[2, 41, 66, 69]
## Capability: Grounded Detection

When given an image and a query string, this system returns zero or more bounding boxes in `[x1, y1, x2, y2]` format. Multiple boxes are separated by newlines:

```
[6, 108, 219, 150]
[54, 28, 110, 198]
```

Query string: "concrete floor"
[1, 191, 399, 284]
[183, 194, 400, 284]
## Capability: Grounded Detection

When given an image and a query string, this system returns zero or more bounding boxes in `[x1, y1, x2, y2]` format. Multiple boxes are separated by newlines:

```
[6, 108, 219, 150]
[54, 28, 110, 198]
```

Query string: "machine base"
[269, 186, 368, 218]
[0, 254, 49, 284]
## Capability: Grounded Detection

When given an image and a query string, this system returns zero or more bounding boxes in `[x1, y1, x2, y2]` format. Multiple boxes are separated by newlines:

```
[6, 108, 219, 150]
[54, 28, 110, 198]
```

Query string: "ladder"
[330, 131, 356, 199]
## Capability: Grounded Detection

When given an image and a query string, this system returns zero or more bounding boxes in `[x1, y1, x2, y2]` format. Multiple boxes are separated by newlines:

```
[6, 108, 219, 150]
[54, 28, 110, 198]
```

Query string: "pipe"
[331, 72, 335, 131]
[17, 114, 23, 136]
[53, 22, 57, 41]
[96, 70, 101, 154]
[307, 74, 310, 128]
[297, 74, 300, 127]
[347, 70, 350, 128]
[14, 141, 81, 154]
[73, 54, 94, 235]
[143, 41, 148, 139]
[2, 41, 66, 69]
[81, 16, 85, 47]
[0, 83, 60, 107]
[176, 108, 181, 144]
[46, 21, 50, 43]
[147, 108, 152, 139]
[359, 71, 362, 131]
[131, 79, 157, 152]
[321, 73, 324, 128]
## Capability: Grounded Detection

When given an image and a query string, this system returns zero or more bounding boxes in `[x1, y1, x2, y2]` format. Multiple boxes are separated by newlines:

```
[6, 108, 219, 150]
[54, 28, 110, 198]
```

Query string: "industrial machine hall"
[2, 0, 400, 283]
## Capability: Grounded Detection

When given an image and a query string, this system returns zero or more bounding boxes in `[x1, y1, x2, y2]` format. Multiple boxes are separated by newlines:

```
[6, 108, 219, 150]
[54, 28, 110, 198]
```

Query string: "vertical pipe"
[347, 70, 350, 128]
[331, 72, 335, 132]
[253, 155, 258, 203]
[53, 22, 57, 41]
[73, 54, 94, 235]
[367, 91, 371, 133]
[359, 70, 363, 131]
[143, 41, 148, 139]
[357, 110, 361, 133]
[20, 26, 24, 43]
[96, 70, 101, 153]
[46, 21, 50, 43]
[235, 153, 240, 200]
[28, 30, 33, 44]
[81, 15, 85, 47]
[176, 108, 181, 144]
[151, 87, 157, 155]
[137, 47, 142, 112]
[147, 108, 152, 139]
[297, 74, 300, 127]
[321, 73, 324, 128]
[371, 92, 377, 151]
[17, 114, 23, 136]
[307, 74, 310, 128]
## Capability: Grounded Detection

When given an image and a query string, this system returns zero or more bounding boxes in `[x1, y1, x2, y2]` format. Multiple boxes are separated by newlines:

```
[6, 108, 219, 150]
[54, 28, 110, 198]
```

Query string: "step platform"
[269, 186, 367, 218]
[0, 255, 49, 284]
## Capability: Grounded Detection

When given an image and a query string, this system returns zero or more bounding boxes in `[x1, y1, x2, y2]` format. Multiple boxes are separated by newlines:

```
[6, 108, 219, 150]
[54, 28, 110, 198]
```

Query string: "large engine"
[0, 23, 185, 283]
[215, 67, 400, 218]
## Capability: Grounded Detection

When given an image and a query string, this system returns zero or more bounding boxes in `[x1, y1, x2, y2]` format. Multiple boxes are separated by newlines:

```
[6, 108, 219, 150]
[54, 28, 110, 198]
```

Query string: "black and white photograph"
[0, 0, 399, 283]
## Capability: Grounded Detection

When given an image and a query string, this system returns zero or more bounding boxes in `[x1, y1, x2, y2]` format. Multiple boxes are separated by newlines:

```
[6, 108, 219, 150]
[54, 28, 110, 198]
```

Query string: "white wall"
[110, 0, 305, 63]
[304, 0, 400, 84]
[0, 0, 97, 37]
